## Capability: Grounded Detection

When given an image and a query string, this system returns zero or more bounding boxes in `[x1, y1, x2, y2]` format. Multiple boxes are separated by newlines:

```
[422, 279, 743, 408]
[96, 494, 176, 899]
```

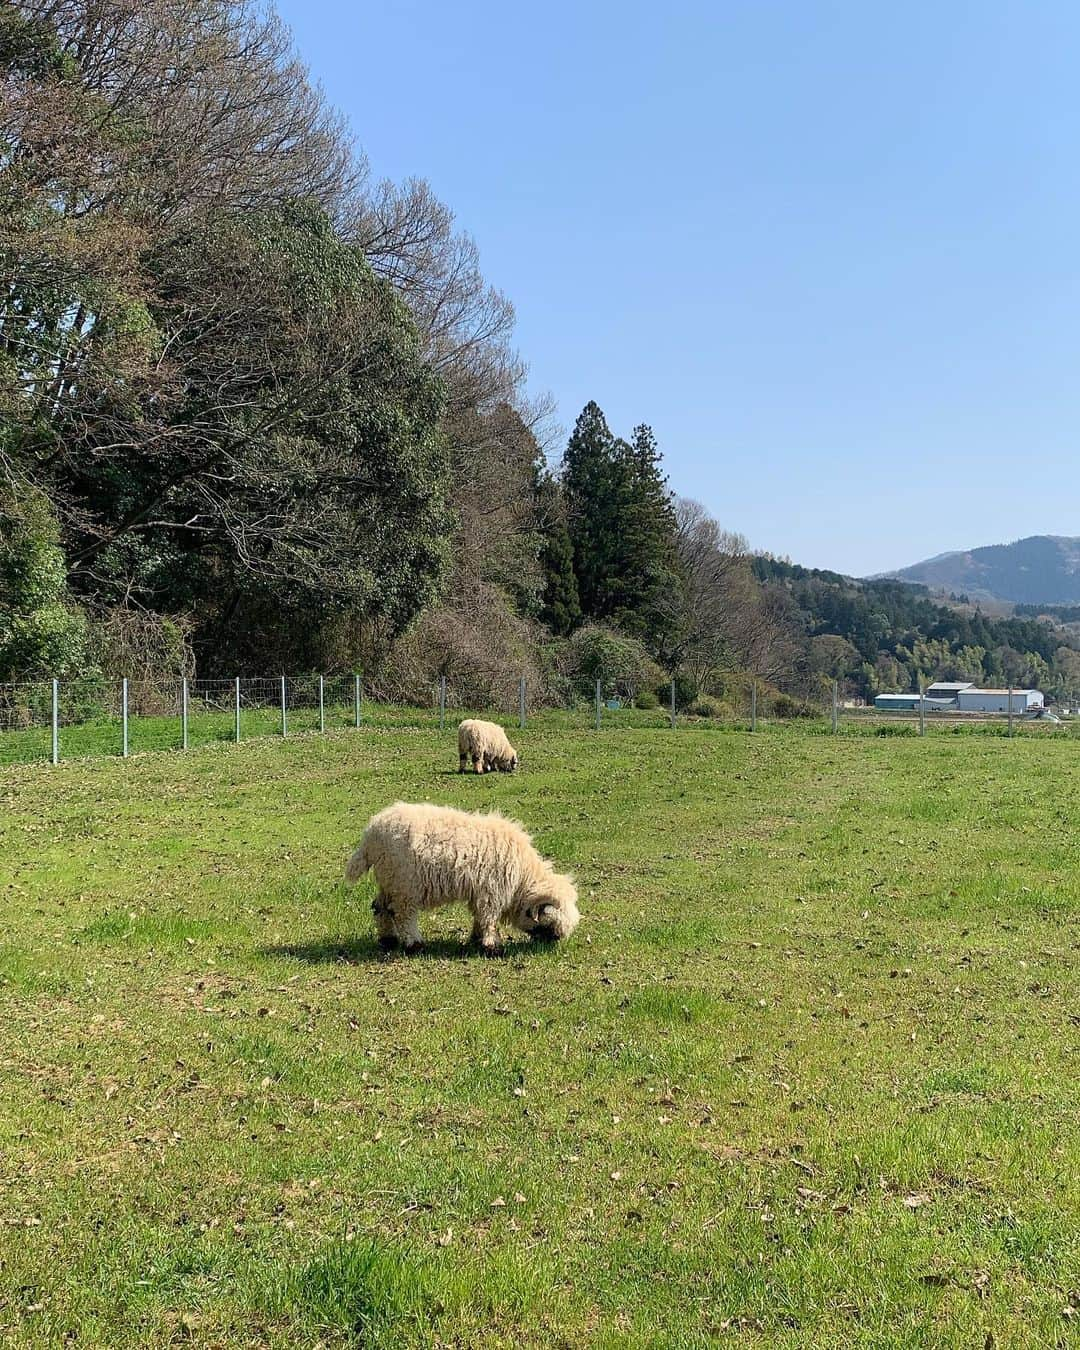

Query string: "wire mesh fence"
[0, 673, 1075, 769]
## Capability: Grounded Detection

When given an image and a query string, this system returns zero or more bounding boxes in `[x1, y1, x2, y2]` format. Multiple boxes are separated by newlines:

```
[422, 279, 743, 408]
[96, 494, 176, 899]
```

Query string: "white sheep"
[344, 801, 579, 956]
[457, 718, 518, 774]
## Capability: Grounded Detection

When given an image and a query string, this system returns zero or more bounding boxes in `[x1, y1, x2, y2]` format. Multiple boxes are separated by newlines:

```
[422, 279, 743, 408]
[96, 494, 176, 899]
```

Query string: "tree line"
[3, 0, 1078, 712]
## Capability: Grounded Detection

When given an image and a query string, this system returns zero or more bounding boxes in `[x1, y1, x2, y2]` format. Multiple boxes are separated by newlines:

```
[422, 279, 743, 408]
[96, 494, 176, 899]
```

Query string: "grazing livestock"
[344, 802, 579, 956]
[457, 718, 518, 774]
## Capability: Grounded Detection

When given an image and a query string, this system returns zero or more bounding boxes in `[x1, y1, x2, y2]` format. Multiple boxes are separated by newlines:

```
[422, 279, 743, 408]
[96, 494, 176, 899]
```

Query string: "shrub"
[658, 673, 696, 711]
[635, 690, 659, 710]
[875, 722, 916, 737]
[687, 695, 730, 718]
[559, 625, 664, 701]
[771, 693, 818, 719]
[370, 584, 551, 712]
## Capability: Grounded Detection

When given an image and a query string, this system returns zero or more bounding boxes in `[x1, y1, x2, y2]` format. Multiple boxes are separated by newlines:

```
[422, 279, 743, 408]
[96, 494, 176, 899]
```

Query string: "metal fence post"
[354, 674, 361, 728]
[51, 678, 59, 765]
[319, 675, 325, 733]
[439, 675, 446, 731]
[670, 677, 676, 730]
[121, 677, 129, 757]
[832, 680, 838, 733]
[519, 675, 526, 730]
[235, 676, 241, 743]
[595, 678, 601, 731]
[181, 677, 189, 750]
[280, 675, 287, 737]
[751, 680, 757, 732]
[919, 682, 926, 737]
[1007, 686, 1014, 738]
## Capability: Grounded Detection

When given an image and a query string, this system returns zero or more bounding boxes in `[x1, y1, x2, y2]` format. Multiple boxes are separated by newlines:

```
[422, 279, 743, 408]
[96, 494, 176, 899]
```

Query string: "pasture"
[0, 719, 1077, 1347]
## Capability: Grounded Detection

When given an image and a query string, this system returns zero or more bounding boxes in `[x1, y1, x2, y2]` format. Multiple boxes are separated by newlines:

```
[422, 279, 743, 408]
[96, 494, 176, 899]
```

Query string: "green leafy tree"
[0, 484, 88, 679]
[52, 200, 450, 670]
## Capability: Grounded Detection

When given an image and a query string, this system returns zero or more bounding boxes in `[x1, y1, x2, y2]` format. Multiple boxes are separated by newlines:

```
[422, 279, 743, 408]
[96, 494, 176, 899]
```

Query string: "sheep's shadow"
[261, 935, 542, 964]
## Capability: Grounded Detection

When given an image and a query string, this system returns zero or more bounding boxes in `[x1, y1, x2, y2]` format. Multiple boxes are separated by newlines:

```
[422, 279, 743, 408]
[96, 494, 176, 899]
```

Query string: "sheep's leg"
[458, 751, 468, 773]
[397, 904, 425, 955]
[473, 755, 484, 774]
[469, 910, 504, 958]
[371, 892, 399, 954]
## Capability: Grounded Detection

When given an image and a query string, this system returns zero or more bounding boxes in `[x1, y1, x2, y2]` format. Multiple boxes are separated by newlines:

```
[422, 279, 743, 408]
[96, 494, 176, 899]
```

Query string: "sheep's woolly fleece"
[345, 801, 579, 954]
[457, 718, 518, 773]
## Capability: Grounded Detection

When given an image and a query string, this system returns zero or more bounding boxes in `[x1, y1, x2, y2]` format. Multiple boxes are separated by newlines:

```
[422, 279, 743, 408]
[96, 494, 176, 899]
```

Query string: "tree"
[561, 401, 622, 621]
[29, 197, 451, 669]
[613, 424, 680, 645]
[561, 404, 679, 649]
[661, 497, 748, 688]
[0, 482, 87, 679]
[445, 402, 545, 612]
[535, 472, 581, 637]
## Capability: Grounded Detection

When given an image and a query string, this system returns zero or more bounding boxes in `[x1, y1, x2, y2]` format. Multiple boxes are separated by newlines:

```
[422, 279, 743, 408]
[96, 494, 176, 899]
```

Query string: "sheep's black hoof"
[478, 942, 504, 958]
[378, 936, 400, 955]
[403, 941, 425, 957]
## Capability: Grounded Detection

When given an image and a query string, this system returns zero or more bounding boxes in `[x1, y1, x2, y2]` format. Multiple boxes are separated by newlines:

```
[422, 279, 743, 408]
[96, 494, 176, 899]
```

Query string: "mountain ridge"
[871, 534, 1080, 606]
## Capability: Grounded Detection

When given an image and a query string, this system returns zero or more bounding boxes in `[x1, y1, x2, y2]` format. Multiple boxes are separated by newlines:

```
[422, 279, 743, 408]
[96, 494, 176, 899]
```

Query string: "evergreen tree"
[561, 401, 626, 621]
[613, 424, 681, 645]
[561, 405, 681, 649]
[535, 473, 582, 636]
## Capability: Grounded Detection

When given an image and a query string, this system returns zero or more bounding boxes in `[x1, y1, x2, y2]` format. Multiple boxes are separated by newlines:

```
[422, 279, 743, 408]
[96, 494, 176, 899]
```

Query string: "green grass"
[0, 718, 1077, 1346]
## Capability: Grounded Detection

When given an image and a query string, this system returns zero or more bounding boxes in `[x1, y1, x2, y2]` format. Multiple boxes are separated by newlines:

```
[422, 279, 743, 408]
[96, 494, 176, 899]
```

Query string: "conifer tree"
[561, 401, 625, 621]
[535, 472, 581, 636]
[613, 424, 681, 644]
[562, 404, 680, 649]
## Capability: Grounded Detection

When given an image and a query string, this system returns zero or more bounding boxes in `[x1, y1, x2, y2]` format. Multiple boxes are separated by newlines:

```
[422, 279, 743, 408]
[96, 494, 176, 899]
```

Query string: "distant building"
[873, 686, 1045, 713]
[925, 681, 974, 699]
[956, 688, 1044, 713]
[873, 693, 952, 711]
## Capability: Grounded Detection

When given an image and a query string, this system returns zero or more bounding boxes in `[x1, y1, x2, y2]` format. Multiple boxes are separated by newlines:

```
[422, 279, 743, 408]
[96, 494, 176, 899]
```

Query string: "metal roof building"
[925, 681, 974, 699]
[956, 688, 1044, 713]
[873, 693, 954, 711]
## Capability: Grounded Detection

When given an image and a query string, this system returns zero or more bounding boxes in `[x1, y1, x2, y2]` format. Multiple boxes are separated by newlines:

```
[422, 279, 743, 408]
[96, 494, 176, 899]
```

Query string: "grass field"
[0, 718, 1077, 1347]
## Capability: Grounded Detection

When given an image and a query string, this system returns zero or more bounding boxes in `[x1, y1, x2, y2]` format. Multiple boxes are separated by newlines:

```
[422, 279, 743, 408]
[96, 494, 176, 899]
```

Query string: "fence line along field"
[1, 674, 1077, 768]
[0, 719, 1077, 1346]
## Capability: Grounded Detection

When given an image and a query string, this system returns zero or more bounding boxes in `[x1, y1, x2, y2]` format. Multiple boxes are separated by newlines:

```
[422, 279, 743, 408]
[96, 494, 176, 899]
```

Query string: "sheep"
[457, 718, 518, 774]
[344, 801, 579, 956]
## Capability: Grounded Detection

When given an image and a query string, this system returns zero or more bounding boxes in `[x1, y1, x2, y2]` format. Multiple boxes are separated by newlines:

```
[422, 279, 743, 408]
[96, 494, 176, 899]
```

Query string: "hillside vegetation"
[884, 536, 1080, 607]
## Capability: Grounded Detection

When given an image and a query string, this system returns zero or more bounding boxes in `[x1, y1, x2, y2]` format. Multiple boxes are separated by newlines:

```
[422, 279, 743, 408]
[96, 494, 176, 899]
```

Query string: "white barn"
[955, 688, 1044, 713]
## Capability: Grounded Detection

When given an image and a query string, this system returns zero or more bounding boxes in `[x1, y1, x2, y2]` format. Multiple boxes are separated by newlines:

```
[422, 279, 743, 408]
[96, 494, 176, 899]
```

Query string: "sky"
[276, 0, 1080, 576]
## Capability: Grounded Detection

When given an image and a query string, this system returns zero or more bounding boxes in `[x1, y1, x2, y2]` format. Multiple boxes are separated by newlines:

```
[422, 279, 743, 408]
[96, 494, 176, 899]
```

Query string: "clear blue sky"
[277, 0, 1080, 576]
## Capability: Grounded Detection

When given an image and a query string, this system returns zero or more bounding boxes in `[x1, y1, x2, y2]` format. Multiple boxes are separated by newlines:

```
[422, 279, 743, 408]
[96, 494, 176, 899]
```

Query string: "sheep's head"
[516, 872, 579, 943]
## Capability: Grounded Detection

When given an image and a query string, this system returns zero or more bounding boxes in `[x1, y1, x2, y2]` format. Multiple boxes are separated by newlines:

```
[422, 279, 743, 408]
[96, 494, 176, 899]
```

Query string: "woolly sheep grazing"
[344, 802, 579, 956]
[457, 718, 518, 774]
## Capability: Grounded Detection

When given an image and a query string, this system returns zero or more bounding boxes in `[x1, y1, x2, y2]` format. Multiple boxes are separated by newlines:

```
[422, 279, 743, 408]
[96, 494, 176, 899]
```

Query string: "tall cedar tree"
[562, 403, 679, 649]
[535, 470, 581, 636]
[561, 402, 623, 619]
[616, 423, 680, 645]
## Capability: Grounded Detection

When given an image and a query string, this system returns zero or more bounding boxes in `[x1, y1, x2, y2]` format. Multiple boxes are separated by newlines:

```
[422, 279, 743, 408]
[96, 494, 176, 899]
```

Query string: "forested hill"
[752, 556, 1080, 701]
[881, 535, 1080, 605]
